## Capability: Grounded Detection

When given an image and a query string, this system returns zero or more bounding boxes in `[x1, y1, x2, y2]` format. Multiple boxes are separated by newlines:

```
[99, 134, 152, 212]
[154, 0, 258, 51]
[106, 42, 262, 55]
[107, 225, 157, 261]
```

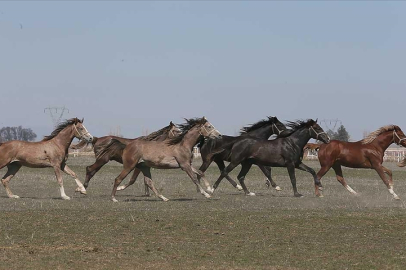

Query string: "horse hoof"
[246, 192, 256, 196]
[62, 196, 71, 200]
[394, 196, 400, 200]
[294, 193, 304, 198]
[206, 187, 214, 194]
[204, 193, 211, 199]
[317, 194, 324, 198]
[116, 186, 126, 191]
[10, 195, 20, 199]
[318, 186, 323, 191]
[236, 185, 243, 191]
[275, 186, 282, 191]
[112, 198, 119, 203]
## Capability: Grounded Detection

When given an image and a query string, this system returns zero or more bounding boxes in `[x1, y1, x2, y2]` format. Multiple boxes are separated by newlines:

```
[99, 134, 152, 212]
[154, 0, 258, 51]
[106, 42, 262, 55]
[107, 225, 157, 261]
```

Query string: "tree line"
[0, 126, 37, 142]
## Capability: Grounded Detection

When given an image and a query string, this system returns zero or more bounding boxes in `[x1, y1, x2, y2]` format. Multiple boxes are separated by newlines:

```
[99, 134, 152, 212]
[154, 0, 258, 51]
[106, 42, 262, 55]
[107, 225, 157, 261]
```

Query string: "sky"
[1, 1, 405, 142]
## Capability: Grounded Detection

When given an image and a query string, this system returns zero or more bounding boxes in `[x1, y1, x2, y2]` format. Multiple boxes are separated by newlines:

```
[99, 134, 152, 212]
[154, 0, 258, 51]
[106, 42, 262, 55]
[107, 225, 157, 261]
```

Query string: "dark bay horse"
[197, 117, 287, 192]
[315, 125, 406, 199]
[71, 121, 180, 192]
[212, 119, 330, 197]
[106, 117, 221, 202]
[0, 118, 93, 200]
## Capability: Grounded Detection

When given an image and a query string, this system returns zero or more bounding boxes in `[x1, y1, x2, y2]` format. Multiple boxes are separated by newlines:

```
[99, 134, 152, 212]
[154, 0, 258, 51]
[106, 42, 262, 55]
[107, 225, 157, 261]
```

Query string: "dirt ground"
[1, 156, 406, 270]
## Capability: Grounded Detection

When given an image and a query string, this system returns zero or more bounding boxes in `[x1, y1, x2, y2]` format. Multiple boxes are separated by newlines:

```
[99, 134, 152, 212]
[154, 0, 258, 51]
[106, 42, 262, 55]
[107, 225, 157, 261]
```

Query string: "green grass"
[1, 157, 406, 269]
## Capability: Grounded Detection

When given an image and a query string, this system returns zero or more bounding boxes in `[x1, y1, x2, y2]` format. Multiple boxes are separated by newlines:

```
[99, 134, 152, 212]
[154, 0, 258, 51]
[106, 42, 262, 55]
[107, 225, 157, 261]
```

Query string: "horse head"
[73, 118, 93, 143]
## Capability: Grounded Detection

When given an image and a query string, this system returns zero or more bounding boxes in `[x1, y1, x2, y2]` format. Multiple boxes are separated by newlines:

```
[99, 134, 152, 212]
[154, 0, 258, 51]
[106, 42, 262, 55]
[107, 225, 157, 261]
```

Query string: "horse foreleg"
[180, 163, 211, 198]
[215, 158, 242, 191]
[315, 165, 332, 197]
[84, 157, 110, 189]
[331, 163, 357, 195]
[237, 161, 254, 196]
[286, 163, 302, 197]
[191, 166, 213, 194]
[258, 166, 281, 191]
[297, 162, 323, 196]
[54, 167, 70, 200]
[1, 163, 22, 199]
[374, 165, 399, 200]
[381, 166, 393, 186]
[62, 164, 87, 195]
[212, 162, 239, 192]
[196, 156, 216, 193]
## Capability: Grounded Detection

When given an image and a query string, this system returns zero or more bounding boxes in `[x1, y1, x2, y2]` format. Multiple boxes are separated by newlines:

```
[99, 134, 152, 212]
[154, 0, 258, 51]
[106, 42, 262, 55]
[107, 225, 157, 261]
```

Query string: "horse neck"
[285, 128, 311, 149]
[372, 131, 394, 151]
[51, 126, 76, 151]
[246, 126, 274, 139]
[154, 133, 169, 142]
[180, 127, 202, 149]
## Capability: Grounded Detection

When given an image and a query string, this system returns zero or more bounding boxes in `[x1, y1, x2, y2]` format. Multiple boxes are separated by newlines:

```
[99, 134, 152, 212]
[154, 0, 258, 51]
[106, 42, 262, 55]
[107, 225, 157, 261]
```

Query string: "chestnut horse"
[315, 125, 406, 199]
[0, 118, 93, 200]
[104, 117, 221, 202]
[72, 121, 180, 194]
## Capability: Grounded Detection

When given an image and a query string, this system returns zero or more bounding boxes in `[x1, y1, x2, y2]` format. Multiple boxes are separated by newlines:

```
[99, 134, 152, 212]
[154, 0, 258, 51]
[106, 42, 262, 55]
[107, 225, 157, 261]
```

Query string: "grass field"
[1, 156, 406, 270]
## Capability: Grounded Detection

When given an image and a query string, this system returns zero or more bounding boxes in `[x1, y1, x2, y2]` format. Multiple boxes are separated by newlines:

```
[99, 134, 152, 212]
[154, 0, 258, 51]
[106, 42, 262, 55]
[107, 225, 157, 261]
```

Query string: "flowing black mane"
[277, 119, 315, 138]
[140, 122, 176, 141]
[167, 117, 207, 145]
[42, 118, 82, 141]
[240, 117, 277, 135]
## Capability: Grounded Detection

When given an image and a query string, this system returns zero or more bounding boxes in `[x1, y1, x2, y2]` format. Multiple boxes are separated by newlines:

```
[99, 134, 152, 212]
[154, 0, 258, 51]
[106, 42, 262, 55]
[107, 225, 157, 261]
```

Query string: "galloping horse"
[0, 118, 93, 200]
[197, 117, 287, 192]
[212, 119, 330, 197]
[105, 117, 221, 202]
[71, 121, 180, 193]
[315, 125, 406, 199]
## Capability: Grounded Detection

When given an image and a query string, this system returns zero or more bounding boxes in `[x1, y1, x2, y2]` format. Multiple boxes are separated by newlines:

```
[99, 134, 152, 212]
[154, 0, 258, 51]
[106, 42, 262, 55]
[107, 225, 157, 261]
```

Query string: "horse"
[105, 117, 221, 202]
[197, 116, 287, 192]
[315, 125, 406, 199]
[71, 121, 180, 194]
[212, 119, 330, 197]
[0, 118, 93, 200]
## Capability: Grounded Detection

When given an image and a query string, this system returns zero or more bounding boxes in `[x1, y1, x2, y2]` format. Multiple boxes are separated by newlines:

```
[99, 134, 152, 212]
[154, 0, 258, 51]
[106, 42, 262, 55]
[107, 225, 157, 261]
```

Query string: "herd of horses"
[0, 116, 406, 202]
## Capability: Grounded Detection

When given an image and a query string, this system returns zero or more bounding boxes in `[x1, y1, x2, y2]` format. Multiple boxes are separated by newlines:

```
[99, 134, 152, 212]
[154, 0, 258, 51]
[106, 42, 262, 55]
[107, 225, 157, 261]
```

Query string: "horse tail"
[95, 138, 127, 160]
[303, 143, 321, 151]
[397, 157, 406, 167]
[70, 136, 99, 150]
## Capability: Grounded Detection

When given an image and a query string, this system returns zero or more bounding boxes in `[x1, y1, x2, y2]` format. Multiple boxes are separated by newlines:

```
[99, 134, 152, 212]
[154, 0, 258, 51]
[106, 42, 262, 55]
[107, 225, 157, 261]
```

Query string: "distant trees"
[0, 126, 37, 142]
[326, 125, 350, 142]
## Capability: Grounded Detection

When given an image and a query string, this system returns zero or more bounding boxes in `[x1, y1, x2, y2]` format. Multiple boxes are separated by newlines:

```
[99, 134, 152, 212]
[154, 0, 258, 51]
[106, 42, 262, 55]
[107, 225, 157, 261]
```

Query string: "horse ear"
[315, 118, 318, 123]
[203, 116, 206, 121]
[170, 121, 174, 126]
[74, 118, 78, 124]
[81, 118, 84, 123]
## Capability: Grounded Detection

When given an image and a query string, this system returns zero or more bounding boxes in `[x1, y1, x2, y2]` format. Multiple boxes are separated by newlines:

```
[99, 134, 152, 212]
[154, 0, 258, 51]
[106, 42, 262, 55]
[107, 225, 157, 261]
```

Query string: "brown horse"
[0, 118, 93, 200]
[72, 121, 180, 193]
[315, 125, 406, 199]
[105, 117, 221, 202]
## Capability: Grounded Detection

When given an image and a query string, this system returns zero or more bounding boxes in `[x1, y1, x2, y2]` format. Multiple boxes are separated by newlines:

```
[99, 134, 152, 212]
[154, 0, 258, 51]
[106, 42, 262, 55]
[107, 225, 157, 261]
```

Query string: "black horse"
[197, 117, 287, 193]
[212, 119, 330, 197]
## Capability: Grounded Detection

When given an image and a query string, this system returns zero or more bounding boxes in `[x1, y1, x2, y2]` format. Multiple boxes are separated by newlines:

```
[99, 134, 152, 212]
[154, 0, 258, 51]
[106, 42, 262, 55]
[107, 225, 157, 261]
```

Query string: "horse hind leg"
[1, 163, 22, 199]
[237, 161, 254, 196]
[84, 156, 110, 189]
[332, 163, 357, 195]
[116, 168, 141, 191]
[258, 166, 281, 191]
[140, 167, 169, 201]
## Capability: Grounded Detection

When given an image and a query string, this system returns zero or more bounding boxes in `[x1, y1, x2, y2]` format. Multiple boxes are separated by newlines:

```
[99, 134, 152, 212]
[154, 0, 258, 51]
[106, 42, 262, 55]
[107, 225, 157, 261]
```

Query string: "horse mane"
[167, 117, 207, 145]
[277, 119, 315, 138]
[140, 122, 176, 141]
[42, 118, 82, 141]
[361, 125, 395, 144]
[398, 157, 406, 167]
[239, 116, 277, 135]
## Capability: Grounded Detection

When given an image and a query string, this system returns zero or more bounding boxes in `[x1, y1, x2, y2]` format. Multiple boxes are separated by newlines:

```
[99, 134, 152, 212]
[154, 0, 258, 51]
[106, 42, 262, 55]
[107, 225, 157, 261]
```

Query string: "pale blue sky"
[1, 1, 405, 141]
